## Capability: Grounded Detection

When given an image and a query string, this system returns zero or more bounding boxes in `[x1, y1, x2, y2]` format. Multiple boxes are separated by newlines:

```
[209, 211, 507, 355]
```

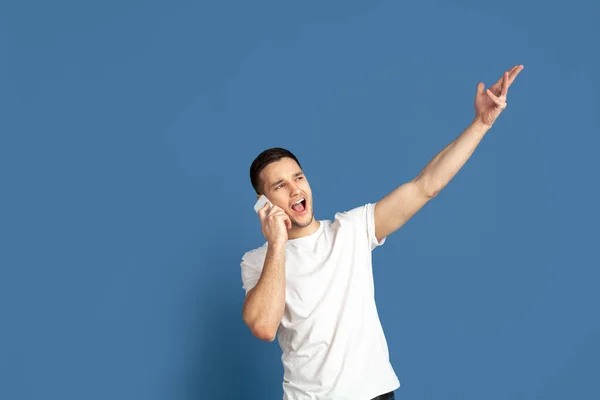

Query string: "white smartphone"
[254, 194, 272, 214]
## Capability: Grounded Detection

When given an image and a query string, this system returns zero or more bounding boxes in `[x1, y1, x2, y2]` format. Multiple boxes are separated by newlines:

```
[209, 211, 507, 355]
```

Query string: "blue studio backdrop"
[2, 1, 599, 399]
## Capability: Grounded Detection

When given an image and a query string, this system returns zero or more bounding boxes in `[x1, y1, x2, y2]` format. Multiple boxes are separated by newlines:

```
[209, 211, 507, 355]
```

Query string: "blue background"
[2, 1, 599, 399]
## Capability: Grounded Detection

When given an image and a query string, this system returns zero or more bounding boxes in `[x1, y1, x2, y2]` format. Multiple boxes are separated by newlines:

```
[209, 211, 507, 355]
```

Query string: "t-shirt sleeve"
[240, 250, 264, 295]
[336, 202, 386, 251]
[365, 202, 386, 250]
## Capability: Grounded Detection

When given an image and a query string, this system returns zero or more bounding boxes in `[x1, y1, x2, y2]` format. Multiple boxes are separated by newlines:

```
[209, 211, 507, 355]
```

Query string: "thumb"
[476, 82, 485, 95]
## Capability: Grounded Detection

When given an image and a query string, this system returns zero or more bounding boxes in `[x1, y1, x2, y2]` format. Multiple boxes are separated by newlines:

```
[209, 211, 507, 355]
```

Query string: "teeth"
[293, 198, 304, 205]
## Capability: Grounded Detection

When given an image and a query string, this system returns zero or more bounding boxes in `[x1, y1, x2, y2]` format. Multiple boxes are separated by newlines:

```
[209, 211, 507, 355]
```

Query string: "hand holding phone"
[254, 195, 272, 214]
[254, 195, 291, 245]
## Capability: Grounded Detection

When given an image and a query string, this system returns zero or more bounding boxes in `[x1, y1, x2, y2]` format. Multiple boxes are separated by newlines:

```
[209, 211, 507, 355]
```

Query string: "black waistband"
[370, 391, 394, 400]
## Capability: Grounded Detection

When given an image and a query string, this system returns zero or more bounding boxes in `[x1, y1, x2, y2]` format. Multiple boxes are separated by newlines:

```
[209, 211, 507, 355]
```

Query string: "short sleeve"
[240, 249, 265, 295]
[366, 202, 386, 250]
[334, 203, 386, 251]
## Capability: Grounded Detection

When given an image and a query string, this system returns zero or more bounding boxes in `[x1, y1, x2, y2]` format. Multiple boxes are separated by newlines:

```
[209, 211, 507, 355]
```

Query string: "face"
[258, 157, 315, 230]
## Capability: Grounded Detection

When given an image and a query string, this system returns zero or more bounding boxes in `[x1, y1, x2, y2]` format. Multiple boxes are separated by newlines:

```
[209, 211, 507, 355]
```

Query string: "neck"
[287, 219, 320, 240]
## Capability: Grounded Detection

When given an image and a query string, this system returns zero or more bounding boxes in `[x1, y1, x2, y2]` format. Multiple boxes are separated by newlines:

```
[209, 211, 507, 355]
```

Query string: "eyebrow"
[271, 171, 304, 189]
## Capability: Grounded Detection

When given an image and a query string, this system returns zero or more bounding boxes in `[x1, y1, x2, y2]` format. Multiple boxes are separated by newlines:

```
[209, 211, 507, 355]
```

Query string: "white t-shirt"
[240, 203, 400, 400]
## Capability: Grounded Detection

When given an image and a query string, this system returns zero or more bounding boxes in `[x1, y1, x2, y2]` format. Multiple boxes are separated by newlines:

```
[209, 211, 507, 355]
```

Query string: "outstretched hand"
[475, 65, 524, 127]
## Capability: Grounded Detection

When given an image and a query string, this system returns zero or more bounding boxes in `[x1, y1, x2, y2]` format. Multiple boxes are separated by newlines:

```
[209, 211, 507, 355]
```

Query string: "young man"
[240, 65, 523, 400]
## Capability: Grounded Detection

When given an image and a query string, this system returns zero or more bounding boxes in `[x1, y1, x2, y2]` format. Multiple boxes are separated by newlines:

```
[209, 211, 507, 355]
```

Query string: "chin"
[289, 200, 314, 228]
[293, 214, 314, 228]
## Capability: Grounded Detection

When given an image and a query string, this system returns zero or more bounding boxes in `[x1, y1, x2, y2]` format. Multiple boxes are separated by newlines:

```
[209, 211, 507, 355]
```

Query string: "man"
[240, 65, 524, 400]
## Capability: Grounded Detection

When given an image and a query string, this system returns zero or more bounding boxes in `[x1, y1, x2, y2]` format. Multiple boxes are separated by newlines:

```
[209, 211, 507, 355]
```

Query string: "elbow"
[243, 312, 278, 342]
[414, 178, 440, 199]
[427, 188, 440, 198]
[255, 326, 278, 342]
[248, 322, 278, 342]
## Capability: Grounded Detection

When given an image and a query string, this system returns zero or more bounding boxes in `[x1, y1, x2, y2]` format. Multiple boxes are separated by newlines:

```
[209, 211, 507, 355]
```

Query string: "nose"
[289, 181, 301, 195]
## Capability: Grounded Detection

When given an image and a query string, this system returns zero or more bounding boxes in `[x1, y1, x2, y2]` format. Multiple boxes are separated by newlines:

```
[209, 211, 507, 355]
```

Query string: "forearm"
[242, 242, 286, 341]
[415, 117, 492, 196]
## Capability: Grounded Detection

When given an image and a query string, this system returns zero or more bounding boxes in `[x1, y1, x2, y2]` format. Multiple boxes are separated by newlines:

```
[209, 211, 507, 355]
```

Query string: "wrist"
[268, 240, 286, 251]
[472, 115, 494, 131]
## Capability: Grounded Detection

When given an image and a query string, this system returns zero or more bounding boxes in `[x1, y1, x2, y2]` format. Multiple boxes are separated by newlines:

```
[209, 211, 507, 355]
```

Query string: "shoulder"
[241, 242, 268, 268]
[331, 203, 384, 249]
[332, 203, 376, 225]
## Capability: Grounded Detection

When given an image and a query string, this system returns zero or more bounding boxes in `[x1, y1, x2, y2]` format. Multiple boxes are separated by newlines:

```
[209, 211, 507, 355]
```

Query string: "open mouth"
[291, 197, 307, 214]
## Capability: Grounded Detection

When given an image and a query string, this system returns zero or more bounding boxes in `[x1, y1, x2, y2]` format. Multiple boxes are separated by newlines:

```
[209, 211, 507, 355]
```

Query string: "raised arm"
[374, 65, 524, 242]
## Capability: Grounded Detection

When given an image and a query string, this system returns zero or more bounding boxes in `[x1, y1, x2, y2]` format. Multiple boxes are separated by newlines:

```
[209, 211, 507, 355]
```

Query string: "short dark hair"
[250, 147, 302, 194]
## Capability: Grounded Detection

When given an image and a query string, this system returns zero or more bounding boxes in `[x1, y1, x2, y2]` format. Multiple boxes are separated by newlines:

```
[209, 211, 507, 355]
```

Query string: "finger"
[257, 205, 268, 220]
[268, 209, 284, 218]
[491, 65, 518, 91]
[268, 205, 284, 215]
[500, 65, 521, 90]
[500, 71, 509, 99]
[257, 202, 271, 220]
[476, 82, 485, 95]
[281, 213, 292, 229]
[268, 209, 288, 221]
[272, 213, 292, 229]
[491, 72, 506, 89]
[263, 201, 273, 216]
[507, 64, 524, 86]
[486, 89, 507, 108]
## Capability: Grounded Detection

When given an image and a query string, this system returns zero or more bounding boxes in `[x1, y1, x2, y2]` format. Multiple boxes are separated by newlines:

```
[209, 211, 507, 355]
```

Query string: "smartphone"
[254, 195, 273, 214]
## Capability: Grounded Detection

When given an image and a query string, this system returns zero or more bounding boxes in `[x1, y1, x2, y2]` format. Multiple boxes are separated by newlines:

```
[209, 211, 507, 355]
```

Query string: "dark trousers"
[370, 391, 395, 400]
